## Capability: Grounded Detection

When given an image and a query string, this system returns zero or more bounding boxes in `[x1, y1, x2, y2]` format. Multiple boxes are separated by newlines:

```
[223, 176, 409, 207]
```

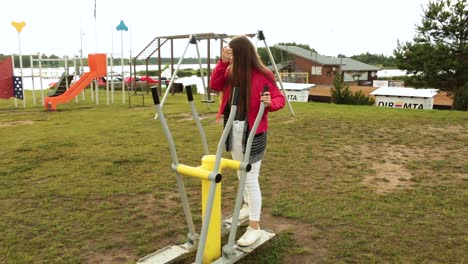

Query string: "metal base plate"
[137, 243, 193, 264]
[212, 229, 276, 264]
[222, 214, 249, 234]
[138, 228, 274, 264]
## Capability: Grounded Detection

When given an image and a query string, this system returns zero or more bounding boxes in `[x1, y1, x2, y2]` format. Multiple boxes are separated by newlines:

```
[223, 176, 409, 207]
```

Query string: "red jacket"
[210, 60, 285, 134]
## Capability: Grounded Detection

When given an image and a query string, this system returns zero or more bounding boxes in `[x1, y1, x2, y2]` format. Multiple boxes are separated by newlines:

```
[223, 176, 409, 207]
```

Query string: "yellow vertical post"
[201, 179, 221, 263]
[198, 156, 241, 263]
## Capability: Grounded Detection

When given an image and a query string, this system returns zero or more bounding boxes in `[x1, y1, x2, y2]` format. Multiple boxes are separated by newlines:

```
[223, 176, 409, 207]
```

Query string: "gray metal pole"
[74, 59, 79, 103]
[151, 89, 198, 246]
[155, 35, 193, 119]
[17, 33, 26, 108]
[110, 55, 114, 104]
[195, 88, 240, 264]
[259, 31, 295, 117]
[224, 96, 267, 256]
[30, 55, 36, 105]
[38, 55, 44, 105]
[11, 55, 17, 107]
[64, 56, 69, 91]
[106, 55, 110, 105]
[95, 79, 99, 105]
[194, 39, 209, 99]
[212, 89, 239, 174]
[121, 30, 125, 104]
[186, 86, 209, 155]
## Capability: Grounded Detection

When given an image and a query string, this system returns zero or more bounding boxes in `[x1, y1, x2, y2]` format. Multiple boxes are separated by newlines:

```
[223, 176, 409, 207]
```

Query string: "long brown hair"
[228, 35, 273, 117]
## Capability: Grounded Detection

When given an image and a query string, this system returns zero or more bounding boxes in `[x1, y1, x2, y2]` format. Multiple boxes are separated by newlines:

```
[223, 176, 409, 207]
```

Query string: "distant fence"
[372, 80, 405, 87]
[279, 72, 308, 83]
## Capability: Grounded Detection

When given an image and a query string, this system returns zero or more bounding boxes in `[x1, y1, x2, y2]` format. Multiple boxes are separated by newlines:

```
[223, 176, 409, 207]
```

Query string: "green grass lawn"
[0, 90, 467, 263]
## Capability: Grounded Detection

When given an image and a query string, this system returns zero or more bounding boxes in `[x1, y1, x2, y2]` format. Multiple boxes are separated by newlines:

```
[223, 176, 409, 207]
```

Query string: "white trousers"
[231, 120, 262, 221]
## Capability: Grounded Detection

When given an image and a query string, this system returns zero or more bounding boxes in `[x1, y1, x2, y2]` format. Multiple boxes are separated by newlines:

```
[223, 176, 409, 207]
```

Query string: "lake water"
[14, 64, 407, 94]
[15, 64, 214, 94]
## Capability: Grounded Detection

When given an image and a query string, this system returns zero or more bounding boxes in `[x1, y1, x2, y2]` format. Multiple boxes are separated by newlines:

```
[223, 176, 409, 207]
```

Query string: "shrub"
[350, 90, 375, 105]
[331, 74, 352, 104]
[196, 69, 208, 77]
[331, 74, 375, 105]
[177, 69, 196, 77]
[137, 70, 160, 76]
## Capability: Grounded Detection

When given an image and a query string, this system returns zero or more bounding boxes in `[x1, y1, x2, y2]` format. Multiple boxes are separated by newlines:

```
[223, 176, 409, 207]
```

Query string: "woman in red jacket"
[210, 35, 285, 246]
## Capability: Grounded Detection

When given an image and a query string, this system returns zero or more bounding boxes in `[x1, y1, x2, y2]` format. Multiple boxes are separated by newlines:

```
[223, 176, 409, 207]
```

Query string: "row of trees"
[349, 53, 396, 68]
[0, 53, 64, 67]
[0, 53, 218, 68]
[258, 44, 397, 69]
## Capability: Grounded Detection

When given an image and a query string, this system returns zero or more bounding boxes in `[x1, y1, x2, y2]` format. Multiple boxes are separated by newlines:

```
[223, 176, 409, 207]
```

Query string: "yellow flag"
[11, 21, 26, 33]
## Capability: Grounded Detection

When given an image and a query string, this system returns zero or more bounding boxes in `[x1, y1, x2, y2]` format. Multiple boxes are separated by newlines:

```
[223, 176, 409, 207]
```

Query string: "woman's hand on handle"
[260, 92, 271, 108]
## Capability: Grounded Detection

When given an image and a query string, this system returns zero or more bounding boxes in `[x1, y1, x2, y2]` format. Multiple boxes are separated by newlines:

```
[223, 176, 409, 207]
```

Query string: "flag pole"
[116, 20, 128, 104]
[121, 29, 125, 104]
[111, 26, 115, 104]
[11, 21, 26, 108]
[18, 31, 25, 108]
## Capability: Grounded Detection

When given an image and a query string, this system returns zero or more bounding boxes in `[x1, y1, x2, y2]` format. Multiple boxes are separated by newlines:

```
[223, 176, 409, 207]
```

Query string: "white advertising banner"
[374, 96, 434, 110]
[284, 89, 309, 102]
[279, 82, 313, 103]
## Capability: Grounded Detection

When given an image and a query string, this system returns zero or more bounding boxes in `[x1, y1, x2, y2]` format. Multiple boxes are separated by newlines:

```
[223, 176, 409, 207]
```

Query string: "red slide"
[44, 72, 97, 110]
[44, 53, 107, 111]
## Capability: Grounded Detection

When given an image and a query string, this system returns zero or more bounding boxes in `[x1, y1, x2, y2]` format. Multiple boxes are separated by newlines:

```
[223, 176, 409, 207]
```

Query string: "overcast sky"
[1, 0, 431, 59]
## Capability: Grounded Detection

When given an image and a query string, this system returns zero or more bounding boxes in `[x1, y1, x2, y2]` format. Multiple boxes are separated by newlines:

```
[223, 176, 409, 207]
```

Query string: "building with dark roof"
[271, 45, 380, 85]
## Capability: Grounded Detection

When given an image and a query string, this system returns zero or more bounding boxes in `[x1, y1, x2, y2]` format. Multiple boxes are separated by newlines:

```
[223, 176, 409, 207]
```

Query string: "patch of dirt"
[173, 112, 217, 122]
[261, 212, 327, 263]
[0, 120, 34, 127]
[85, 193, 189, 264]
[359, 143, 420, 193]
[85, 236, 134, 264]
[363, 162, 413, 194]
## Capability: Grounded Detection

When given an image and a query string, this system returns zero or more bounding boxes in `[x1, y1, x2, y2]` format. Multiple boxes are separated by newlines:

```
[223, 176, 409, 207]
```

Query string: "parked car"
[139, 76, 171, 84]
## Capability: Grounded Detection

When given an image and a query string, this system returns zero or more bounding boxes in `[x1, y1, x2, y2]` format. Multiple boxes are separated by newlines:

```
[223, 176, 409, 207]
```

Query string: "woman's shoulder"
[253, 67, 275, 80]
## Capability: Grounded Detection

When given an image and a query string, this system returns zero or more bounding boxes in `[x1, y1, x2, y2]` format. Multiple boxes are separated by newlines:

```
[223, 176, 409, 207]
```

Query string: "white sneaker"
[237, 226, 262, 247]
[238, 204, 249, 220]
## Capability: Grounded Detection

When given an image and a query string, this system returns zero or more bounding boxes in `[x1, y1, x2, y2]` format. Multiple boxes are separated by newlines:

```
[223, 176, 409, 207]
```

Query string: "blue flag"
[13, 76, 23, 100]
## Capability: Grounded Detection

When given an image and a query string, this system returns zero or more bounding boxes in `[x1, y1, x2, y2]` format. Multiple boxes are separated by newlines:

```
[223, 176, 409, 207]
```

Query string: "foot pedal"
[235, 230, 276, 253]
[137, 243, 193, 264]
[212, 230, 276, 264]
[222, 214, 249, 234]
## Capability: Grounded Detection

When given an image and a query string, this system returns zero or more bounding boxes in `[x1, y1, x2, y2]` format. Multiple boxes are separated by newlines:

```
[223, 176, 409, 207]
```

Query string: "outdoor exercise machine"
[139, 84, 275, 263]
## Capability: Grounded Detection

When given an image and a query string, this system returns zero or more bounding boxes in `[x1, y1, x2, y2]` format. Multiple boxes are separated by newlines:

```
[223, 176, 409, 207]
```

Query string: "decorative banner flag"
[0, 57, 14, 99]
[11, 21, 26, 33]
[13, 76, 23, 100]
[116, 20, 128, 31]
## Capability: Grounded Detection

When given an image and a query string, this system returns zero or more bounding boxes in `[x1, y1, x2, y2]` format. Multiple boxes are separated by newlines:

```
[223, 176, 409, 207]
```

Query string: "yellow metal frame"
[174, 155, 242, 263]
